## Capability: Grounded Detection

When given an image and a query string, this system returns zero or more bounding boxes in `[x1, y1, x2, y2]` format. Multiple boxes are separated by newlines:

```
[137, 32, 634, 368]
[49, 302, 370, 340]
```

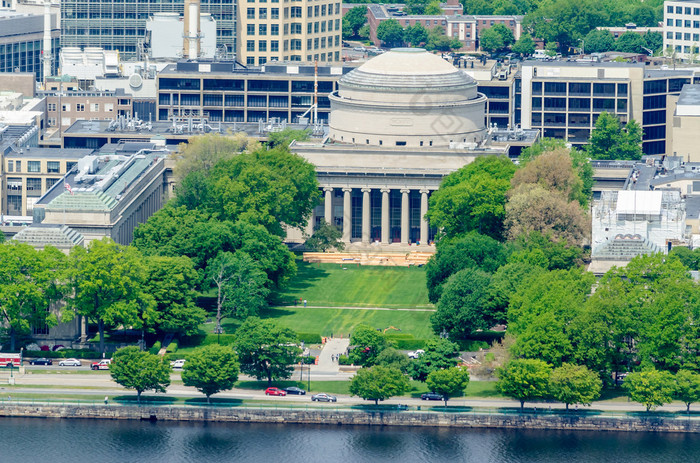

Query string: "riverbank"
[1, 403, 698, 433]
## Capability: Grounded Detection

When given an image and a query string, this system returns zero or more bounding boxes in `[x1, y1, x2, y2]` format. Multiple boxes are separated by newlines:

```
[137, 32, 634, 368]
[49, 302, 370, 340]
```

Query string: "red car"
[265, 387, 287, 396]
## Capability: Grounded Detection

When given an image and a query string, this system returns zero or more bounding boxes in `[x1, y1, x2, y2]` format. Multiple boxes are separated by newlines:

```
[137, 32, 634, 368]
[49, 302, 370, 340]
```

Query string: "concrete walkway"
[278, 305, 435, 312]
[315, 337, 350, 373]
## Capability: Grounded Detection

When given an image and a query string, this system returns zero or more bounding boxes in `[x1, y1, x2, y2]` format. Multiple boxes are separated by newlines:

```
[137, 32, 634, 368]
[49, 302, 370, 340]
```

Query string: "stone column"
[381, 188, 390, 244]
[323, 187, 333, 225]
[342, 187, 352, 242]
[400, 188, 410, 245]
[361, 188, 371, 244]
[305, 211, 315, 238]
[420, 189, 429, 245]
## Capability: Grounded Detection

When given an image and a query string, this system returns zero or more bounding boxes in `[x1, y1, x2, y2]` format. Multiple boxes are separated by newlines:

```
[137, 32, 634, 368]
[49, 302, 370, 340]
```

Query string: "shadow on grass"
[259, 307, 297, 320]
[183, 397, 244, 407]
[235, 380, 306, 390]
[270, 262, 330, 305]
[112, 395, 178, 405]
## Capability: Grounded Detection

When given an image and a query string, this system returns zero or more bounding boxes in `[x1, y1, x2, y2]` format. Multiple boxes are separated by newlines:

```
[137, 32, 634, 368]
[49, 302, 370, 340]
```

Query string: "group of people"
[330, 354, 341, 362]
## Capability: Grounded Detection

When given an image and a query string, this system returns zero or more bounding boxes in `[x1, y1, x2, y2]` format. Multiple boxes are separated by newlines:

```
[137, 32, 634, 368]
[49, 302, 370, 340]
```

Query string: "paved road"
[316, 337, 350, 372]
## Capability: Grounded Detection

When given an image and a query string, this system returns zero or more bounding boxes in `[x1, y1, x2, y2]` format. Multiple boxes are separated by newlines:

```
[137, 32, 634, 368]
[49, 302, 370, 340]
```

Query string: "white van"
[532, 49, 548, 60]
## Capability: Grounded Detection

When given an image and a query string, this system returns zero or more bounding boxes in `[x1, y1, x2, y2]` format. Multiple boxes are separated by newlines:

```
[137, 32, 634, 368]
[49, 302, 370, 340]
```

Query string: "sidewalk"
[315, 337, 350, 373]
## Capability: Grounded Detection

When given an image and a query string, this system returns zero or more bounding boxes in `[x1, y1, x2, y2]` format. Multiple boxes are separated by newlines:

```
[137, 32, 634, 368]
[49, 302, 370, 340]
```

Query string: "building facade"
[237, 0, 342, 65]
[0, 11, 60, 79]
[663, 0, 700, 60]
[43, 90, 134, 130]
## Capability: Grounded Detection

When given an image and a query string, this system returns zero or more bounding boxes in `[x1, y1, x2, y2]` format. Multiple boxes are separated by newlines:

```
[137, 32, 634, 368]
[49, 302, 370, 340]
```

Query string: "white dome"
[357, 48, 461, 76]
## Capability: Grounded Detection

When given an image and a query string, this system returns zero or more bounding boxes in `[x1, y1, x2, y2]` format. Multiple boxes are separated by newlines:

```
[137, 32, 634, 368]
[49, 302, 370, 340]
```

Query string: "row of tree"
[110, 317, 301, 403]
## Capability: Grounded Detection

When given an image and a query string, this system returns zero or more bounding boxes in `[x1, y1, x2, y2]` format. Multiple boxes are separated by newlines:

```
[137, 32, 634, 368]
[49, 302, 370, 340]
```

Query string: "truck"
[0, 353, 22, 368]
[91, 359, 111, 370]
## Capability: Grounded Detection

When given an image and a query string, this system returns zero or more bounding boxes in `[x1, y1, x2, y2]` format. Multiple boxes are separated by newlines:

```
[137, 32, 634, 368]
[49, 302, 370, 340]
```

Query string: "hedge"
[338, 354, 352, 365]
[166, 341, 178, 353]
[148, 341, 162, 355]
[201, 334, 237, 346]
[384, 333, 427, 351]
[297, 332, 322, 344]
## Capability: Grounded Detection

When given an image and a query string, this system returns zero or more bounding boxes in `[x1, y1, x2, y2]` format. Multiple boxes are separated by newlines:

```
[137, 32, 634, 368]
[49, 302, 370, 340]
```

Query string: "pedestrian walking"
[303, 299, 307, 307]
[104, 396, 108, 405]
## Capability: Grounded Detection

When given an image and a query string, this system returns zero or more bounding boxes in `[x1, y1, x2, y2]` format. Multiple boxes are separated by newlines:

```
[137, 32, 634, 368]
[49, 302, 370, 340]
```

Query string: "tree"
[549, 363, 602, 410]
[669, 247, 700, 270]
[614, 31, 646, 54]
[208, 252, 270, 330]
[510, 231, 583, 271]
[431, 268, 493, 339]
[510, 148, 586, 206]
[674, 370, 700, 413]
[349, 365, 409, 405]
[376, 19, 404, 47]
[624, 370, 676, 411]
[375, 347, 410, 374]
[358, 24, 370, 40]
[409, 338, 460, 382]
[497, 358, 552, 410]
[426, 156, 517, 241]
[505, 184, 589, 244]
[512, 34, 536, 56]
[425, 232, 509, 303]
[181, 345, 240, 403]
[404, 23, 429, 47]
[486, 261, 546, 323]
[110, 346, 171, 403]
[426, 26, 462, 52]
[583, 29, 614, 53]
[343, 6, 367, 38]
[480, 27, 505, 54]
[172, 132, 260, 181]
[267, 128, 310, 148]
[304, 219, 345, 251]
[349, 324, 392, 366]
[643, 31, 663, 55]
[69, 238, 145, 355]
[587, 112, 642, 161]
[144, 256, 206, 336]
[426, 367, 470, 407]
[491, 24, 515, 47]
[0, 243, 65, 351]
[234, 317, 300, 385]
[424, 0, 443, 15]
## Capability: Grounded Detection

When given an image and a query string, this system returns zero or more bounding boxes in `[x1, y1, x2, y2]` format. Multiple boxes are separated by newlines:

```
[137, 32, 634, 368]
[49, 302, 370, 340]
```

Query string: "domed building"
[329, 48, 486, 148]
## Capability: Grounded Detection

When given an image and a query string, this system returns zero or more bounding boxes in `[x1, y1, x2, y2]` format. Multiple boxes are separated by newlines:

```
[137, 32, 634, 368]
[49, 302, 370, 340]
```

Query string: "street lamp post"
[307, 352, 311, 392]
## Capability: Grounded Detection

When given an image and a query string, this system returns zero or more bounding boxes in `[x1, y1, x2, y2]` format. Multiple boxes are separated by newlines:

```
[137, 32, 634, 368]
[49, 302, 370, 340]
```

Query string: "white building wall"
[664, 0, 700, 60]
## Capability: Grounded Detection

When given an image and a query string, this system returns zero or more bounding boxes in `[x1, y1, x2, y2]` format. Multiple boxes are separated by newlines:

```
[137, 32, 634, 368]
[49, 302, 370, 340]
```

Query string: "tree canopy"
[426, 367, 471, 406]
[377, 19, 404, 47]
[549, 363, 602, 410]
[349, 365, 410, 404]
[343, 6, 368, 38]
[497, 358, 552, 410]
[409, 338, 460, 382]
[234, 317, 300, 385]
[349, 324, 393, 366]
[624, 369, 676, 411]
[587, 112, 642, 160]
[110, 346, 171, 403]
[431, 267, 493, 339]
[181, 344, 240, 403]
[675, 370, 700, 413]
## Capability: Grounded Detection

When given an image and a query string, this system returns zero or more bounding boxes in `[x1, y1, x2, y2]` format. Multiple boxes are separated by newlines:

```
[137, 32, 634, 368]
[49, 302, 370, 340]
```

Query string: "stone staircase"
[303, 251, 433, 267]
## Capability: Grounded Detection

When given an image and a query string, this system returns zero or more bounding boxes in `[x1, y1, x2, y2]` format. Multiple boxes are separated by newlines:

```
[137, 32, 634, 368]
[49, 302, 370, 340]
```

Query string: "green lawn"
[273, 261, 432, 309]
[210, 306, 436, 340]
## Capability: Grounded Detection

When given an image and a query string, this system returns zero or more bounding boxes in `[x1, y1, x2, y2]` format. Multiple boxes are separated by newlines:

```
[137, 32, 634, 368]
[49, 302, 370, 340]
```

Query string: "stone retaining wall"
[0, 404, 698, 433]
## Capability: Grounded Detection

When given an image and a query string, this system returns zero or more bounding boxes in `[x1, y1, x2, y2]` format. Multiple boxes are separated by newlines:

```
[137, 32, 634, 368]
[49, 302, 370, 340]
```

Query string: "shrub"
[297, 332, 322, 344]
[149, 341, 162, 355]
[384, 333, 427, 350]
[166, 341, 178, 353]
[201, 334, 237, 346]
[339, 354, 352, 365]
[301, 356, 316, 364]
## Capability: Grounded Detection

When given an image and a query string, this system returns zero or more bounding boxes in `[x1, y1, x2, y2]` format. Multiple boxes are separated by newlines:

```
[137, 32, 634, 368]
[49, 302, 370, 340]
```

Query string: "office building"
[237, 0, 342, 65]
[0, 11, 60, 79]
[663, 0, 700, 60]
[672, 83, 700, 161]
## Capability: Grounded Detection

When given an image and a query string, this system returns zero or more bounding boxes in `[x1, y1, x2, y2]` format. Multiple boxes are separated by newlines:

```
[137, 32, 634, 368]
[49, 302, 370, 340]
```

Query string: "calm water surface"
[2, 417, 698, 463]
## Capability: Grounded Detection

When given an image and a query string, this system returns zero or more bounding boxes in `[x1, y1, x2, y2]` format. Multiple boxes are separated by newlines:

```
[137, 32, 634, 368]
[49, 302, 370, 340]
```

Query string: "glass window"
[47, 161, 60, 173]
[532, 81, 542, 94]
[617, 83, 628, 95]
[247, 7, 255, 19]
[259, 40, 267, 52]
[259, 8, 267, 19]
[28, 161, 40, 173]
[259, 24, 267, 35]
[6, 160, 13, 172]
[247, 40, 255, 52]
[271, 24, 279, 35]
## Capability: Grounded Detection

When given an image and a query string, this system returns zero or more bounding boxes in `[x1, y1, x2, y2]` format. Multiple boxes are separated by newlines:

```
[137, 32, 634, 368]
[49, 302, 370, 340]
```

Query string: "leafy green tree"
[208, 252, 270, 329]
[110, 346, 171, 403]
[426, 156, 517, 241]
[343, 6, 367, 38]
[669, 247, 700, 270]
[432, 267, 493, 339]
[144, 256, 205, 336]
[583, 29, 614, 53]
[267, 128, 310, 148]
[426, 26, 463, 51]
[486, 261, 545, 322]
[497, 358, 552, 410]
[614, 31, 646, 53]
[511, 148, 586, 206]
[375, 347, 410, 374]
[349, 365, 410, 405]
[70, 238, 145, 355]
[587, 111, 642, 160]
[0, 243, 65, 350]
[172, 132, 260, 181]
[234, 317, 300, 385]
[491, 24, 515, 47]
[304, 219, 345, 251]
[549, 363, 602, 410]
[358, 24, 370, 40]
[480, 27, 505, 53]
[181, 344, 240, 403]
[425, 232, 509, 302]
[404, 23, 429, 47]
[349, 324, 392, 366]
[409, 338, 460, 382]
[512, 34, 536, 56]
[675, 370, 700, 413]
[426, 367, 470, 407]
[424, 0, 443, 15]
[376, 19, 404, 47]
[510, 231, 583, 271]
[624, 370, 676, 411]
[643, 31, 663, 54]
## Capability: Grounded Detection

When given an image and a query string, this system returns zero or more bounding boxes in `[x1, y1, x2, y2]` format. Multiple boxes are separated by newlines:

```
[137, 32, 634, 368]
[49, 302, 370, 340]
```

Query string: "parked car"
[91, 359, 111, 370]
[58, 358, 82, 367]
[29, 358, 52, 366]
[170, 359, 186, 369]
[407, 349, 425, 359]
[284, 386, 306, 395]
[265, 387, 287, 396]
[342, 41, 350, 47]
[353, 46, 366, 52]
[311, 393, 337, 402]
[421, 392, 444, 401]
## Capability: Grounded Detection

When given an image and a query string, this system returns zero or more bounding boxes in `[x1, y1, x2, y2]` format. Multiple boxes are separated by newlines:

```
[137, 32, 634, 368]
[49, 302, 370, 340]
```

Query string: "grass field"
[273, 261, 432, 309]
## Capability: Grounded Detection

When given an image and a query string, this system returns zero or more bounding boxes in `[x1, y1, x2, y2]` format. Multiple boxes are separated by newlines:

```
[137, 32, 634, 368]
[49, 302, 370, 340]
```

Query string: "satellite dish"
[129, 73, 143, 89]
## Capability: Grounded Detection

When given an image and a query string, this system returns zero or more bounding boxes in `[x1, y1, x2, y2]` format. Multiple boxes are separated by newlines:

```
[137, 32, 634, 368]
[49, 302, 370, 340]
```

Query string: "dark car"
[29, 358, 53, 366]
[311, 393, 337, 402]
[284, 386, 306, 395]
[421, 392, 444, 401]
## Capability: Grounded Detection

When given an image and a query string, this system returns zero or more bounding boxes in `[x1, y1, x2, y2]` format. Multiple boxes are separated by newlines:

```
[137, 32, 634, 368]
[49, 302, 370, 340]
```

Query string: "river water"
[3, 417, 698, 463]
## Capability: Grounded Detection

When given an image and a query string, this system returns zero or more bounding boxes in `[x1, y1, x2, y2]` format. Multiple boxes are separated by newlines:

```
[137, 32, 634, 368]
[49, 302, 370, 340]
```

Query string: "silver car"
[311, 393, 337, 402]
[58, 358, 82, 367]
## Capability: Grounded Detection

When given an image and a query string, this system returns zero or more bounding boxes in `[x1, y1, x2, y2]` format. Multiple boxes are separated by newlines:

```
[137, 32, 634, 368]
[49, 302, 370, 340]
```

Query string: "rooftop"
[5, 147, 94, 159]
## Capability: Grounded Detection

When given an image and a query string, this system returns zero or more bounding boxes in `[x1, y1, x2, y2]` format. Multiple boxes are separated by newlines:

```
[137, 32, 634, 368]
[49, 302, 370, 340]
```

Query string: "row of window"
[245, 51, 339, 65]
[160, 93, 331, 108]
[531, 98, 628, 112]
[666, 18, 700, 28]
[246, 35, 338, 52]
[6, 160, 73, 174]
[245, 19, 339, 36]
[246, 3, 339, 19]
[667, 5, 700, 15]
[532, 81, 628, 96]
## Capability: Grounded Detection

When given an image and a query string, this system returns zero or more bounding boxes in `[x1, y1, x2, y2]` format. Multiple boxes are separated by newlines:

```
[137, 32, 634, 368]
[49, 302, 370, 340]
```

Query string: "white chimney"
[183, 0, 201, 59]
[42, 0, 52, 84]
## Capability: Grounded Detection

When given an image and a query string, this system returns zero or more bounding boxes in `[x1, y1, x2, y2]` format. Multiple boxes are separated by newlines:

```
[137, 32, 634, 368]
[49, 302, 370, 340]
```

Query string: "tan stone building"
[671, 84, 700, 162]
[237, 0, 342, 66]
